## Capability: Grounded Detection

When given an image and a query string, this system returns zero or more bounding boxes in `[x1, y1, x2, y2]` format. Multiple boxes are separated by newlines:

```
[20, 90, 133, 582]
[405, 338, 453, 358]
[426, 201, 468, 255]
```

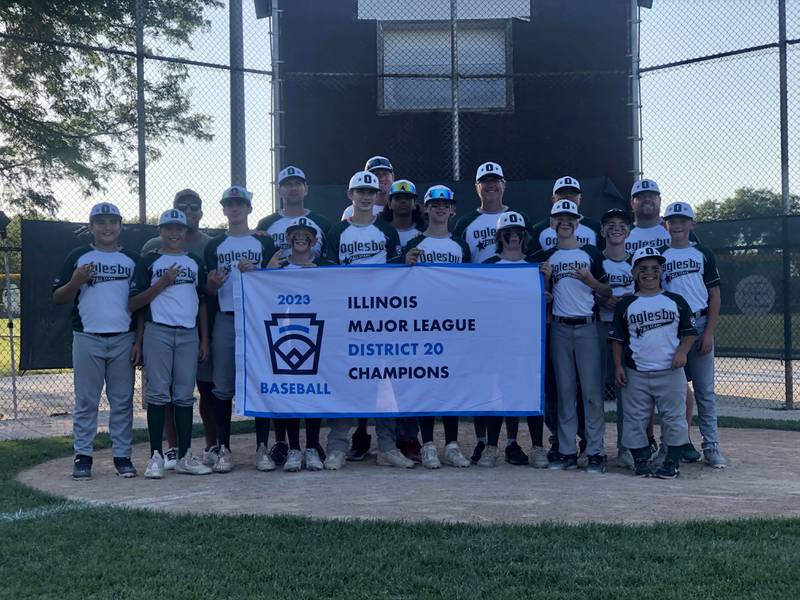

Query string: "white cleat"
[376, 448, 415, 468]
[283, 449, 303, 472]
[255, 442, 276, 472]
[477, 445, 499, 468]
[175, 449, 212, 475]
[442, 442, 471, 468]
[144, 450, 165, 479]
[304, 448, 324, 471]
[529, 445, 550, 469]
[323, 450, 347, 470]
[420, 442, 441, 469]
[213, 445, 235, 473]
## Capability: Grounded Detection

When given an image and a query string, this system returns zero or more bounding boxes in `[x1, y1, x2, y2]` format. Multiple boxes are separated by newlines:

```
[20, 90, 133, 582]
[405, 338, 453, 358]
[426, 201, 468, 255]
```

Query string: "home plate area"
[18, 423, 800, 525]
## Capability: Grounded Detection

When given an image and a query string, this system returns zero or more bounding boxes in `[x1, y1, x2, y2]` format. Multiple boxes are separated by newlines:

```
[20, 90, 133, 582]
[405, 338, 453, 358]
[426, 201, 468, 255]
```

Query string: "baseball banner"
[233, 264, 545, 418]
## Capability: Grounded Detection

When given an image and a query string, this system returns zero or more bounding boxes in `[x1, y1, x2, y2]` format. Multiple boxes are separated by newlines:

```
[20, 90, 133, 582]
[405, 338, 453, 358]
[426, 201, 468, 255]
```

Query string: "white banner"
[233, 264, 544, 418]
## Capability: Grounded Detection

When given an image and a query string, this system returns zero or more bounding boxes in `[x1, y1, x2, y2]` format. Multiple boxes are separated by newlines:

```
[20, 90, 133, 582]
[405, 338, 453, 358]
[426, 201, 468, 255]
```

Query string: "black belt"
[555, 316, 595, 326]
[153, 322, 192, 330]
[221, 311, 234, 315]
[87, 331, 128, 338]
[694, 308, 708, 318]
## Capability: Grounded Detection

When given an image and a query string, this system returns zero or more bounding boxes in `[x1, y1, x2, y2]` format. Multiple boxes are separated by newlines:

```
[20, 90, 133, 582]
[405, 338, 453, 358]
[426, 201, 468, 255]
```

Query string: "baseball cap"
[389, 180, 417, 197]
[550, 199, 582, 219]
[285, 216, 317, 237]
[631, 179, 660, 197]
[173, 189, 201, 205]
[601, 208, 633, 224]
[496, 211, 526, 231]
[278, 165, 306, 184]
[632, 246, 666, 267]
[364, 156, 393, 173]
[89, 202, 121, 220]
[663, 201, 695, 220]
[220, 186, 252, 205]
[552, 176, 581, 195]
[475, 162, 504, 182]
[423, 185, 455, 204]
[158, 209, 188, 227]
[348, 170, 380, 191]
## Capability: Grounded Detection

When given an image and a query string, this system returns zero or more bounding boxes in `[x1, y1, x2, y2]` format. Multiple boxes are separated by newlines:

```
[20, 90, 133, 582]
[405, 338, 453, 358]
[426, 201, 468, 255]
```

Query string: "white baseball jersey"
[396, 226, 422, 248]
[256, 210, 331, 258]
[599, 254, 634, 322]
[204, 233, 276, 312]
[540, 245, 607, 318]
[534, 222, 599, 252]
[625, 224, 671, 254]
[403, 234, 470, 264]
[53, 246, 138, 333]
[326, 218, 401, 265]
[341, 204, 384, 221]
[660, 244, 720, 313]
[131, 252, 205, 328]
[454, 208, 533, 264]
[609, 292, 697, 371]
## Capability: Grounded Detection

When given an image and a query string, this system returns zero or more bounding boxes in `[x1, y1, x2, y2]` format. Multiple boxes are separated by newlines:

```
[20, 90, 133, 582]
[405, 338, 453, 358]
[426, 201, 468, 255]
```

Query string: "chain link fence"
[1, 0, 798, 424]
[638, 0, 799, 410]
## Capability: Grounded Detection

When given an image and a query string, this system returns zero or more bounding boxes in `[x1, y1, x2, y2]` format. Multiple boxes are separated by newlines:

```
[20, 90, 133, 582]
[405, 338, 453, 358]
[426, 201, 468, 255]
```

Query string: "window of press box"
[377, 20, 513, 113]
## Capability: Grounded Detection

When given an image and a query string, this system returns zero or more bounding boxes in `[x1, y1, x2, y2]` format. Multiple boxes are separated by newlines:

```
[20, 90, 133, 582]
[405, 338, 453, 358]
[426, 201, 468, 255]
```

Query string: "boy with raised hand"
[541, 200, 611, 473]
[130, 209, 211, 478]
[597, 208, 636, 469]
[256, 166, 330, 466]
[140, 188, 217, 470]
[609, 247, 698, 479]
[265, 217, 334, 472]
[205, 186, 278, 474]
[323, 170, 411, 470]
[53, 202, 140, 480]
[341, 156, 395, 220]
[403, 185, 472, 469]
[661, 201, 727, 468]
[481, 212, 549, 469]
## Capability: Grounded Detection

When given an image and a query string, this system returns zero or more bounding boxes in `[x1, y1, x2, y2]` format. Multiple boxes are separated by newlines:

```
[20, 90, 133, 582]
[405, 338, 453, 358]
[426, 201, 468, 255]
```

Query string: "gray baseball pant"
[597, 321, 624, 450]
[326, 419, 398, 454]
[72, 331, 135, 458]
[212, 312, 235, 401]
[551, 321, 606, 456]
[621, 367, 689, 449]
[143, 322, 198, 407]
[685, 315, 719, 447]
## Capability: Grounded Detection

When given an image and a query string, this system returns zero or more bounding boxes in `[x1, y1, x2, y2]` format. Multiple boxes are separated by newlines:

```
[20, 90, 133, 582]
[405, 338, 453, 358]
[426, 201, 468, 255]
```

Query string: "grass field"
[716, 313, 799, 354]
[2, 420, 800, 599]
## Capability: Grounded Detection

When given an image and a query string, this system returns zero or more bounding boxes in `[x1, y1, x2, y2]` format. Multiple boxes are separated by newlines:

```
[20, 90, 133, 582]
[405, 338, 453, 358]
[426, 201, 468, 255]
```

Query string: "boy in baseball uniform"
[53, 202, 140, 479]
[609, 246, 698, 478]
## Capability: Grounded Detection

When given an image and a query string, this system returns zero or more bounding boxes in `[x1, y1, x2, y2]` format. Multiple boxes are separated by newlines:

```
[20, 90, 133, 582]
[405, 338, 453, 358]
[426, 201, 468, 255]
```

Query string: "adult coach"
[341, 156, 395, 220]
[140, 189, 217, 468]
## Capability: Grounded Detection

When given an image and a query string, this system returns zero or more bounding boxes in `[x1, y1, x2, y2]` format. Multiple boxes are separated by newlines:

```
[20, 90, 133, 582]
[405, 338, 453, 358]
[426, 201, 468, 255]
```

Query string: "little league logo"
[264, 313, 324, 375]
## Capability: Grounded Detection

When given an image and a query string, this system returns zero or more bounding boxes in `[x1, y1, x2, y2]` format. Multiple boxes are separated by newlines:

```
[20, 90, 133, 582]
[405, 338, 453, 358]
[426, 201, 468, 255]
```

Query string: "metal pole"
[778, 0, 793, 408]
[135, 0, 147, 223]
[1, 235, 17, 419]
[450, 0, 460, 181]
[271, 0, 283, 212]
[230, 0, 247, 187]
[628, 0, 642, 180]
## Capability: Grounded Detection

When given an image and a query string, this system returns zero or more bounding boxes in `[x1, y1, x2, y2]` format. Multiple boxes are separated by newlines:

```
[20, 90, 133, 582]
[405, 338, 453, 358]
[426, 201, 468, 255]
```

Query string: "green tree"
[695, 187, 800, 222]
[0, 0, 220, 214]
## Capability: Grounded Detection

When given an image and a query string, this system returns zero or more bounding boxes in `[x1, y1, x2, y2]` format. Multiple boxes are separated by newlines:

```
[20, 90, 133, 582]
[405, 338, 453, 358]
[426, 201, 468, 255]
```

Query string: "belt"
[694, 308, 708, 318]
[153, 322, 192, 330]
[87, 331, 128, 338]
[555, 316, 595, 326]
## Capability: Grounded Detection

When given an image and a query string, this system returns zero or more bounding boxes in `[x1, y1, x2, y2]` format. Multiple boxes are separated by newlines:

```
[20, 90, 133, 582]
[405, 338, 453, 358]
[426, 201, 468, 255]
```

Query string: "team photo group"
[52, 154, 727, 482]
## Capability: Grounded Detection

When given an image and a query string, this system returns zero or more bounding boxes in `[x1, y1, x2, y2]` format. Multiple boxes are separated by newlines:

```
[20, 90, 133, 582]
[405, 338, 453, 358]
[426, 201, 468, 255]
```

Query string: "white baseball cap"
[632, 246, 666, 267]
[631, 179, 660, 197]
[285, 216, 318, 236]
[550, 199, 582, 219]
[220, 186, 252, 205]
[278, 166, 306, 184]
[475, 162, 504, 182]
[158, 209, 188, 227]
[348, 170, 380, 191]
[496, 211, 526, 231]
[663, 201, 695, 220]
[89, 202, 121, 220]
[552, 176, 581, 195]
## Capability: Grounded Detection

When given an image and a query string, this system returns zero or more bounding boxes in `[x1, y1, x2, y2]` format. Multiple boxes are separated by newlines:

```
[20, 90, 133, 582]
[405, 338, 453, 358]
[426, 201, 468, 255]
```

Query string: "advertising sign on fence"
[233, 264, 545, 418]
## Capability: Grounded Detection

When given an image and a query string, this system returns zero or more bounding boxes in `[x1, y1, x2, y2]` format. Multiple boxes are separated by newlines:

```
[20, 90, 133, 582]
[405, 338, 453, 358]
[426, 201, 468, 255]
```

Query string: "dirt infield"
[17, 423, 800, 525]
